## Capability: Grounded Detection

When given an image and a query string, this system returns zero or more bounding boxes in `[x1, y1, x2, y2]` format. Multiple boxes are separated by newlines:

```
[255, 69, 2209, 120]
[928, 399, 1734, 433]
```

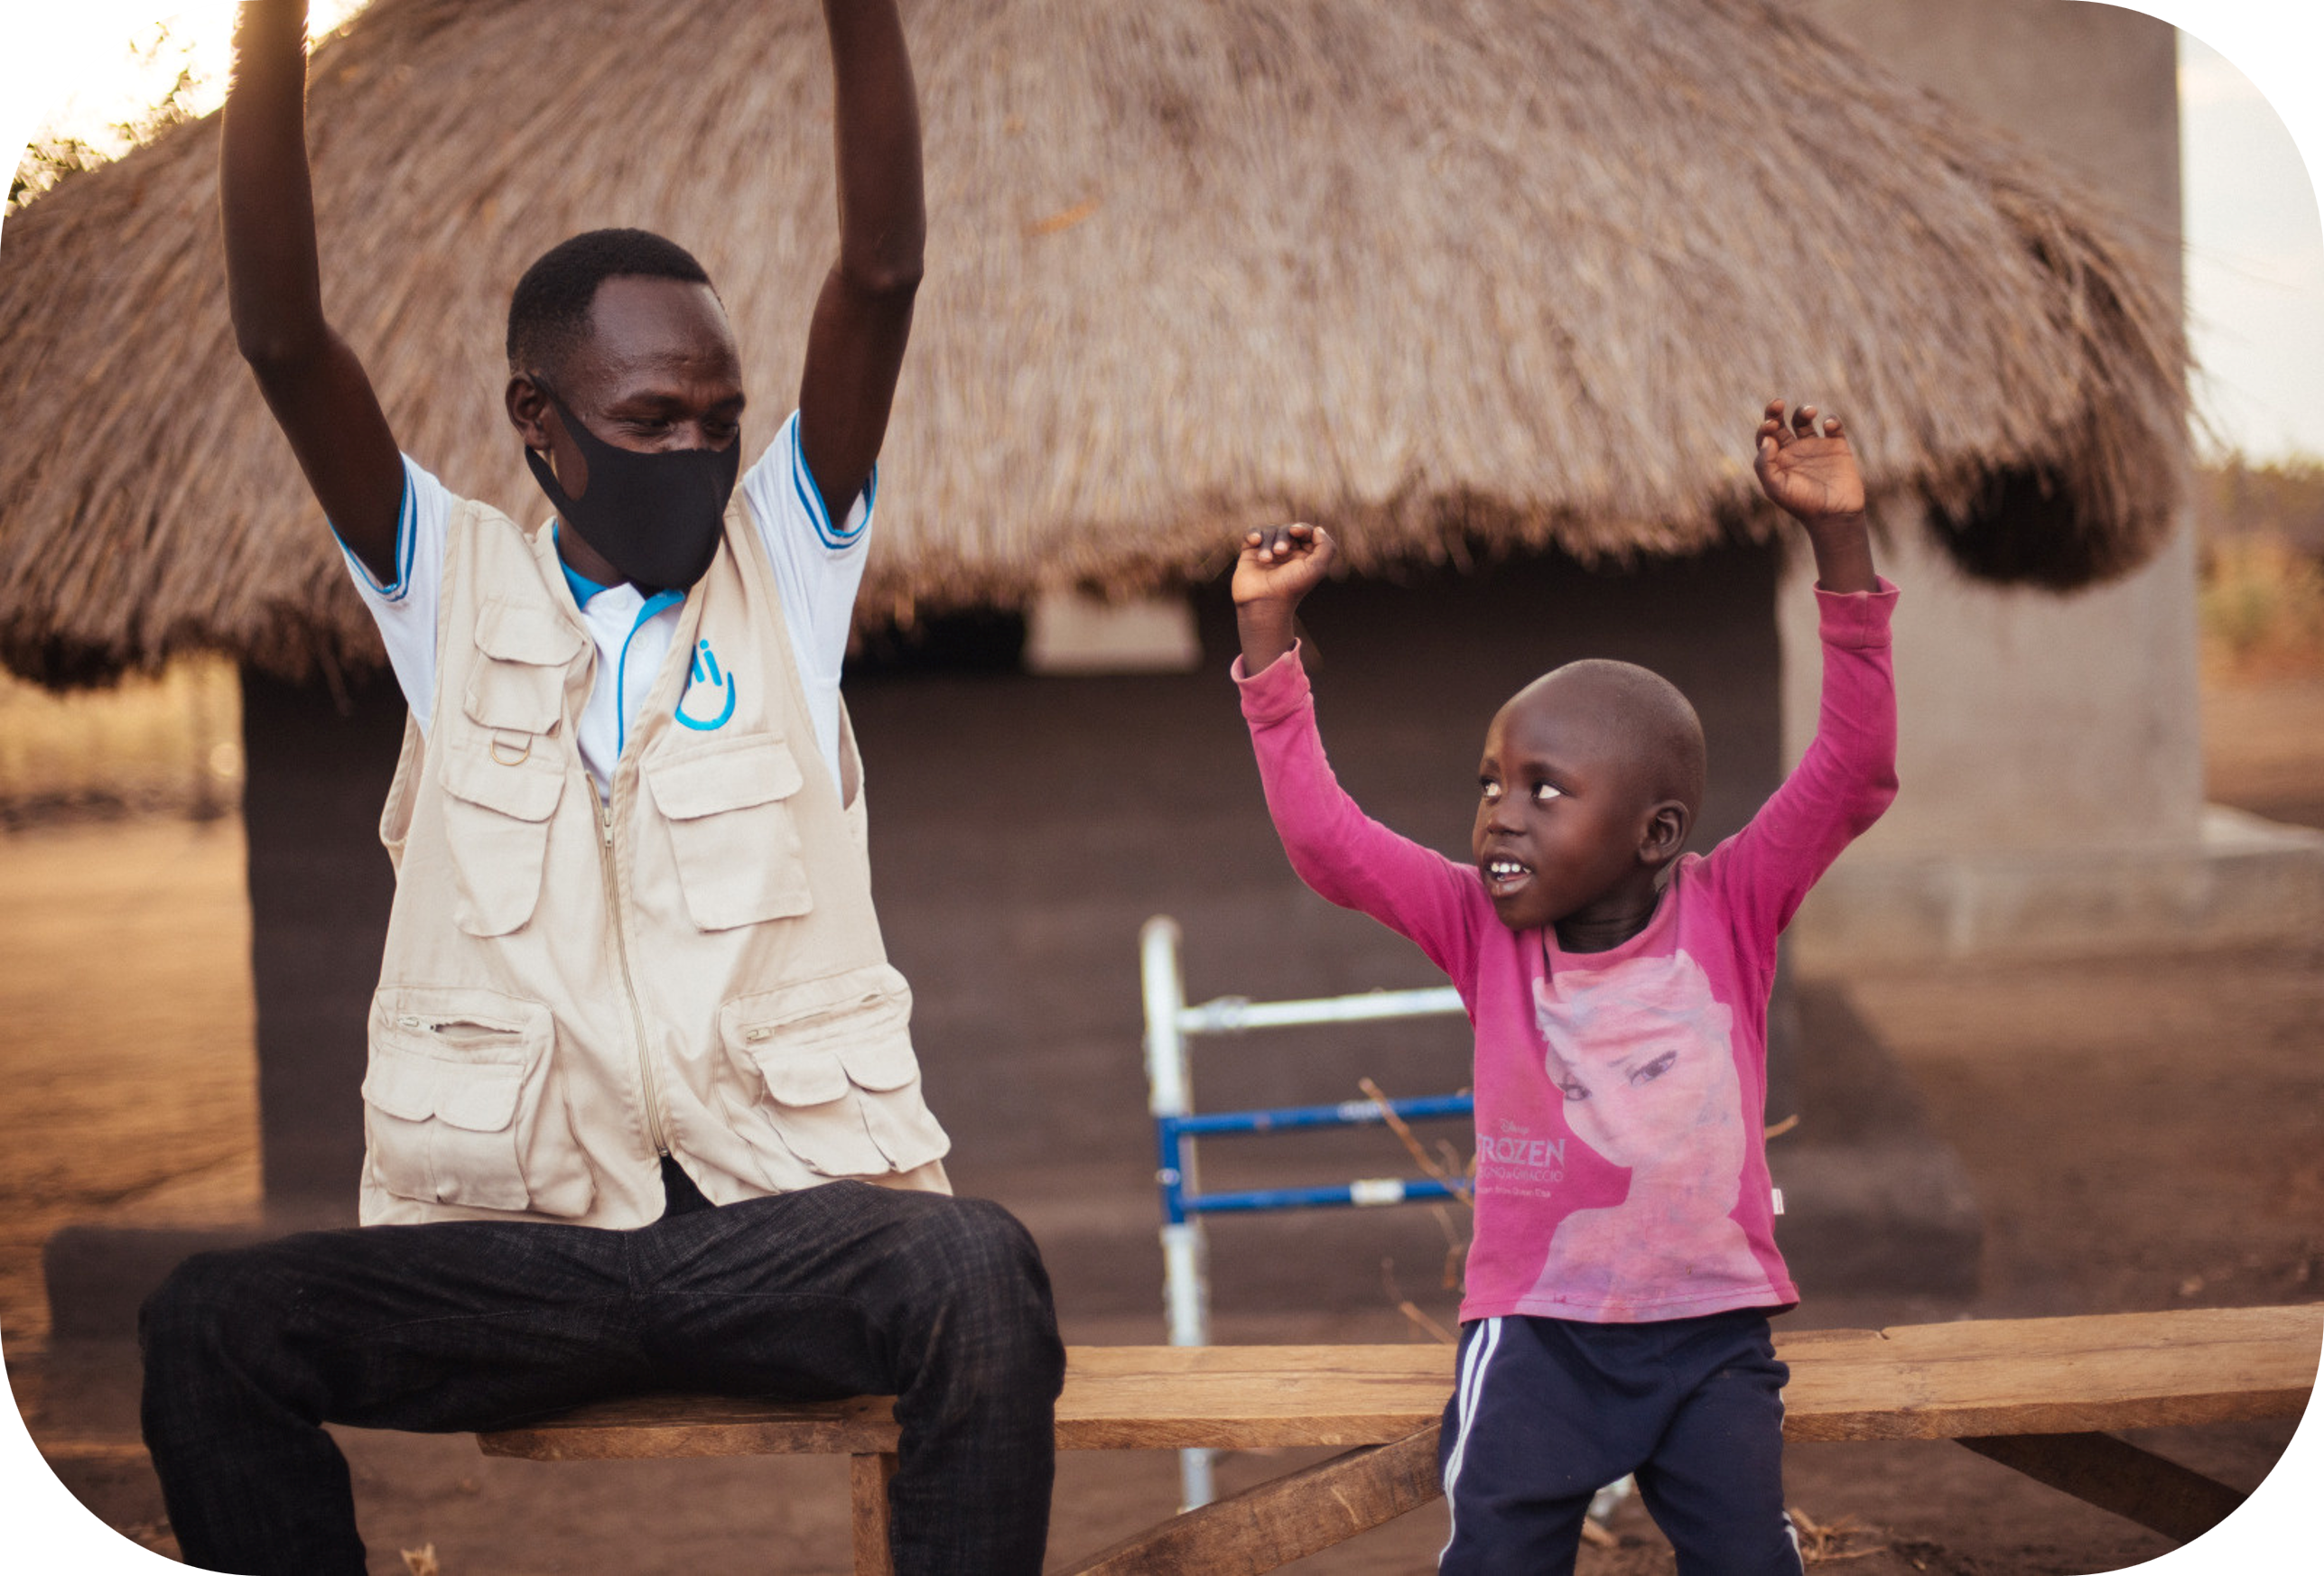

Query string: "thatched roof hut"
[0, 0, 2184, 686]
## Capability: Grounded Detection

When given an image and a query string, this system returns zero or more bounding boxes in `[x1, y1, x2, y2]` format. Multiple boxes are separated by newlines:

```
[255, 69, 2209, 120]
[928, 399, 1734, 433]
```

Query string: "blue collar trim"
[553, 522, 614, 607]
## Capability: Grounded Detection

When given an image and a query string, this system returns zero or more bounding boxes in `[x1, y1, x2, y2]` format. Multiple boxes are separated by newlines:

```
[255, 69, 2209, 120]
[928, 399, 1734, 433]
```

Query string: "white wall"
[1786, 0, 2205, 858]
[1780, 517, 2204, 855]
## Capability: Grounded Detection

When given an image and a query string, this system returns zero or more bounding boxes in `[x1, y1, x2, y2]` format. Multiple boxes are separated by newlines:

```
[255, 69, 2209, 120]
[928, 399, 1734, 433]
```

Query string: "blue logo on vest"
[677, 638, 738, 730]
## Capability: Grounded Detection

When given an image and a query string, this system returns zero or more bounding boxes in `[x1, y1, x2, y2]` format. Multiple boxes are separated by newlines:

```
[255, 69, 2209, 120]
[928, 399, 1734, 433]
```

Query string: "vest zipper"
[596, 786, 671, 1159]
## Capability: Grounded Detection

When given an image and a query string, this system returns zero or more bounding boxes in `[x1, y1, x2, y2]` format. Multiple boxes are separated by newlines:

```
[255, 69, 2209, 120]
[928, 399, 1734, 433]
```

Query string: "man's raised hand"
[1233, 523, 1334, 674]
[220, 0, 406, 581]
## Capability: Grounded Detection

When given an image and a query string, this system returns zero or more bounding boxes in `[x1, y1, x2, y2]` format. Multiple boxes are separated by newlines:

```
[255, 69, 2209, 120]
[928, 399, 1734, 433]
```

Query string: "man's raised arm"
[795, 0, 925, 523]
[222, 0, 404, 583]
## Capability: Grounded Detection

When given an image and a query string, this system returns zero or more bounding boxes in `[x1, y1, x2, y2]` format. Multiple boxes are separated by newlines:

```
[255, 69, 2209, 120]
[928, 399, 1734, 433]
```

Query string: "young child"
[1231, 400, 1896, 1574]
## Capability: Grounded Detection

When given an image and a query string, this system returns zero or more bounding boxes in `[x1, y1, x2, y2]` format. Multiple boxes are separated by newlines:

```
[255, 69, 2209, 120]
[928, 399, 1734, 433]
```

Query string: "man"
[137, 5, 1064, 1572]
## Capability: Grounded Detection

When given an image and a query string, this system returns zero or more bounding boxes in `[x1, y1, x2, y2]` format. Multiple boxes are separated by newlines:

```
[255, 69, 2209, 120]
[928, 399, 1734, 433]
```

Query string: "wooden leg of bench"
[1055, 1423, 1443, 1576]
[1956, 1432, 2246, 1544]
[850, 1451, 898, 1576]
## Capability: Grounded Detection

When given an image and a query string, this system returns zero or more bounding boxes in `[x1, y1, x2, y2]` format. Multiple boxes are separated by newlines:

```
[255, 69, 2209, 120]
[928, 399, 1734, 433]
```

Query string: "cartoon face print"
[1532, 953, 1743, 1175]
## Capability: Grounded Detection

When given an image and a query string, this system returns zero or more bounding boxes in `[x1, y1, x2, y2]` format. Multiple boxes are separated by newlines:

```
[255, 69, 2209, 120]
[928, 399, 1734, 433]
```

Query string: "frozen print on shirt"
[1524, 953, 1775, 1319]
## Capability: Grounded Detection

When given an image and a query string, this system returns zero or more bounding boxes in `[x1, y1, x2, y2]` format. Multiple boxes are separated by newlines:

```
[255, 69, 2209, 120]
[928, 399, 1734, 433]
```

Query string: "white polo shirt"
[339, 410, 869, 797]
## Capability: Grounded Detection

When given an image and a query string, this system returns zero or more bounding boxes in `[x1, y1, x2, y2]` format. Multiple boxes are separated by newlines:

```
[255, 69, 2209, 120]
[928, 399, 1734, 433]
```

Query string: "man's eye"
[1629, 1050, 1678, 1086]
[1532, 782, 1563, 802]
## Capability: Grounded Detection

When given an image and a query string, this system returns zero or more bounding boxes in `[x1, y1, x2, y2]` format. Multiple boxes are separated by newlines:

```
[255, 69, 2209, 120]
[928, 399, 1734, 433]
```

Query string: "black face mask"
[524, 379, 740, 592]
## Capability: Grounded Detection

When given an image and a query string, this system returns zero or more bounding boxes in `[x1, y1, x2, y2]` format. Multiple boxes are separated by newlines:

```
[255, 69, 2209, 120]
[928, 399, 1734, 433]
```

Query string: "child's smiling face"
[1470, 662, 1706, 939]
[1472, 692, 1658, 932]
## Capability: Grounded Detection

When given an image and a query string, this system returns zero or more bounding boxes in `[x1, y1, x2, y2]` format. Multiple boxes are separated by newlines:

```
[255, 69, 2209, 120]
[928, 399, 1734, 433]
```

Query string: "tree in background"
[2199, 454, 2324, 676]
[7, 24, 209, 217]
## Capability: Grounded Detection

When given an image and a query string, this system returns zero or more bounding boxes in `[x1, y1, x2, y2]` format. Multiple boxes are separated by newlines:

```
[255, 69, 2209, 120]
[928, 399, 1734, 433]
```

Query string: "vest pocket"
[438, 735, 564, 937]
[720, 964, 952, 1177]
[361, 988, 593, 1217]
[644, 735, 814, 930]
[466, 596, 581, 734]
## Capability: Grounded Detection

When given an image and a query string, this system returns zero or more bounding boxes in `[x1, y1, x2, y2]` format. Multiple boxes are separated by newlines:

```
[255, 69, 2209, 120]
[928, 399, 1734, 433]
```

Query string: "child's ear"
[1639, 801, 1691, 867]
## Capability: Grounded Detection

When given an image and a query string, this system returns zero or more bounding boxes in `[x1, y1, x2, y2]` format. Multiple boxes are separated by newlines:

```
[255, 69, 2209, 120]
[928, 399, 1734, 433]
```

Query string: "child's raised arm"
[1230, 520, 1488, 987]
[1712, 398, 1897, 945]
[1232, 521, 1335, 672]
[1754, 399, 1877, 594]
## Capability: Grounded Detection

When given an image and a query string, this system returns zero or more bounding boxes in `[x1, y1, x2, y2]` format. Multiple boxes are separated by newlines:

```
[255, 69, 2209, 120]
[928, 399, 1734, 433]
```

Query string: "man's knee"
[928, 1198, 1047, 1295]
[902, 1197, 1063, 1387]
[140, 1247, 284, 1367]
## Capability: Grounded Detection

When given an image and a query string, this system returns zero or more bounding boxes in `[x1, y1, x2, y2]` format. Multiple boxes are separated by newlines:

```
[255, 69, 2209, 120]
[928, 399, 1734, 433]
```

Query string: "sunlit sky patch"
[9, 1, 360, 159]
[5, 1, 2323, 459]
[2175, 29, 2324, 462]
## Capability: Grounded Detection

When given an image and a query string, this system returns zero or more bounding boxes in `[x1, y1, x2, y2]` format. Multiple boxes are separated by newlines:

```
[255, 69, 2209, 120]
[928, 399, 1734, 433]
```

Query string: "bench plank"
[1780, 1305, 2321, 1442]
[481, 1393, 901, 1460]
[1054, 1426, 1444, 1576]
[851, 1453, 897, 1576]
[479, 1346, 1458, 1460]
[1957, 1432, 2247, 1545]
[480, 1306, 2319, 1460]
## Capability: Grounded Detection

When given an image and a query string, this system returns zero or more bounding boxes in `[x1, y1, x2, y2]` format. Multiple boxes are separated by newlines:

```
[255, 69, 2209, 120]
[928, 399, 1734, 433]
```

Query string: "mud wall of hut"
[851, 546, 1784, 1193]
[239, 666, 407, 1213]
[234, 545, 1784, 1209]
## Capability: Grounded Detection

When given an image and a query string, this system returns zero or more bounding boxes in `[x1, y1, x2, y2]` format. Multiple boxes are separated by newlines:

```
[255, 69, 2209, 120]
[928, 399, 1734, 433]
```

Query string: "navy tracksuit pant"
[1436, 1307, 1801, 1575]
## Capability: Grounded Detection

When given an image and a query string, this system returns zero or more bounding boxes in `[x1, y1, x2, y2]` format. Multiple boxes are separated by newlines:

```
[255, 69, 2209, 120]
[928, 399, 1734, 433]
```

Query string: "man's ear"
[505, 373, 555, 452]
[1639, 801, 1691, 869]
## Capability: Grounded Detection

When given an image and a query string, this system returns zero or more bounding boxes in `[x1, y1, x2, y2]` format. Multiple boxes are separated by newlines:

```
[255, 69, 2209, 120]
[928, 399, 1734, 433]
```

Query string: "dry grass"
[0, 656, 241, 826]
[0, 819, 260, 1348]
[2199, 453, 2324, 559]
[2199, 533, 2324, 681]
[0, 0, 2183, 686]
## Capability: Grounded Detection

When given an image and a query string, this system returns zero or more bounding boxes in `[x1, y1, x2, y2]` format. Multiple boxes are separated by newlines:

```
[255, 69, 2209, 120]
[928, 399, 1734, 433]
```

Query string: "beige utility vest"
[363, 492, 951, 1228]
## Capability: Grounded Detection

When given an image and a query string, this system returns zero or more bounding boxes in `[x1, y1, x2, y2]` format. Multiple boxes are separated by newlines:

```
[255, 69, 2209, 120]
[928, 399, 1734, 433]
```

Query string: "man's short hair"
[506, 228, 714, 376]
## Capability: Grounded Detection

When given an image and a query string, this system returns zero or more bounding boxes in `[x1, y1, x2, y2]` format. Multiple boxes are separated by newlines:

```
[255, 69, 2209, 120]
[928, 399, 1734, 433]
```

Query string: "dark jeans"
[1437, 1308, 1798, 1576]
[139, 1177, 1064, 1576]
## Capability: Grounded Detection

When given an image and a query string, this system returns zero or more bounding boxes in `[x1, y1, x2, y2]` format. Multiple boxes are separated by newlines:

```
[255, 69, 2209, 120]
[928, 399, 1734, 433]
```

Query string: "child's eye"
[1629, 1050, 1679, 1086]
[1532, 782, 1563, 803]
[1478, 778, 1502, 802]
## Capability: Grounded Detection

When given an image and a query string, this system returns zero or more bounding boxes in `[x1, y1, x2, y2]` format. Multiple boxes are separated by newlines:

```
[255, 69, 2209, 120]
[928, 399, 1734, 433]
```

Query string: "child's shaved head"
[1473, 657, 1705, 935]
[1510, 660, 1706, 816]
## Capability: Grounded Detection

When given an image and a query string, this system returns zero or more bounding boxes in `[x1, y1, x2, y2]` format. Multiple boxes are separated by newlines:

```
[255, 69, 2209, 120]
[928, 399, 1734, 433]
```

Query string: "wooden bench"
[479, 1303, 2321, 1574]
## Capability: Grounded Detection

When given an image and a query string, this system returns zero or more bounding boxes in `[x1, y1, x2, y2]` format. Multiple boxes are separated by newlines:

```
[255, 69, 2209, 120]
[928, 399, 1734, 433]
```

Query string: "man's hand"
[1233, 523, 1334, 673]
[1754, 399, 1876, 594]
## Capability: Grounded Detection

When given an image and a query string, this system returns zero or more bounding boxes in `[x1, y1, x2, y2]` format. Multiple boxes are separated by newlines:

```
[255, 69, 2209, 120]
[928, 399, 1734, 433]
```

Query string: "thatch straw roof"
[0, 0, 2185, 685]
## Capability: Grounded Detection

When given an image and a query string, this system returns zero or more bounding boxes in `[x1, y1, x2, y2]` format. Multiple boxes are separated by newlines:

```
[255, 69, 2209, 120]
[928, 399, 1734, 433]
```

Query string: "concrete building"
[1787, 0, 2324, 963]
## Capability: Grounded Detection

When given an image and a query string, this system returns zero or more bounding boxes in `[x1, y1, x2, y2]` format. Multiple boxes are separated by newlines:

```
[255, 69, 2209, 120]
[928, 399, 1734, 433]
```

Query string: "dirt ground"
[4, 673, 2320, 1574]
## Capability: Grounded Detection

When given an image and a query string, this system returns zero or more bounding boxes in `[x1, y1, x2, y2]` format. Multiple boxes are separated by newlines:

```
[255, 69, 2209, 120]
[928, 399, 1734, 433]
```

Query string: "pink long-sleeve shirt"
[1235, 581, 1899, 1323]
